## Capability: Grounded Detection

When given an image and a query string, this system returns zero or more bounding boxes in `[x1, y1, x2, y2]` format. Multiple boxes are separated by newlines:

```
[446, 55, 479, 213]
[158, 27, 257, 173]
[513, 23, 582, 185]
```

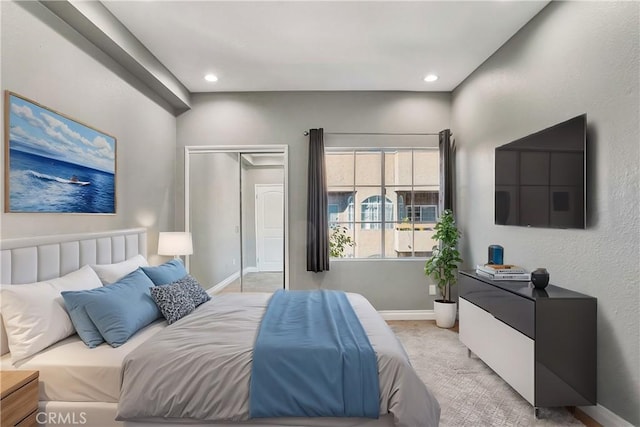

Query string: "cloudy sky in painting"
[8, 95, 115, 174]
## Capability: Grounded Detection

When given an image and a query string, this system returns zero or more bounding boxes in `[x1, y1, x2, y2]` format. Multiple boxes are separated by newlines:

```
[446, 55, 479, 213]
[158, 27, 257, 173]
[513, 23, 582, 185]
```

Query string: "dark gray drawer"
[459, 274, 535, 339]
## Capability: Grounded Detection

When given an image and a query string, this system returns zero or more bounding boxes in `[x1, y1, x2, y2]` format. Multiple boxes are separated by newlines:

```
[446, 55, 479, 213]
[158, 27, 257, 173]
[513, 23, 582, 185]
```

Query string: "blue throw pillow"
[141, 259, 188, 286]
[64, 269, 161, 348]
[61, 291, 105, 348]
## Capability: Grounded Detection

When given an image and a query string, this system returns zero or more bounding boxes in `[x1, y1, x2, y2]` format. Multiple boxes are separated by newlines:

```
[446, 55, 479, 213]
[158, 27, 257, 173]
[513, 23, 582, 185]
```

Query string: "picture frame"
[4, 91, 117, 214]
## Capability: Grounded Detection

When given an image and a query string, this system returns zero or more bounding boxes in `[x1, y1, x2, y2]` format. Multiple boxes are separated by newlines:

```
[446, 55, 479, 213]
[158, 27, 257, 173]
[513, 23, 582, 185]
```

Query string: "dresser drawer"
[459, 273, 535, 338]
[1, 377, 38, 427]
[459, 298, 535, 404]
[15, 411, 36, 427]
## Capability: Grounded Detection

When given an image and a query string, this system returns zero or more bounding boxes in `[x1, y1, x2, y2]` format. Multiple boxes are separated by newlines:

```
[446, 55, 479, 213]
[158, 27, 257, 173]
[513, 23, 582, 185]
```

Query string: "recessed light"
[424, 74, 438, 82]
[204, 74, 218, 82]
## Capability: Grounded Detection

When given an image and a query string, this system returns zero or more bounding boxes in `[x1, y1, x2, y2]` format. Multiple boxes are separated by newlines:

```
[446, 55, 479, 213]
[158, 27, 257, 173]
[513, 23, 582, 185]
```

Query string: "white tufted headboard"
[1, 228, 147, 284]
[0, 228, 147, 355]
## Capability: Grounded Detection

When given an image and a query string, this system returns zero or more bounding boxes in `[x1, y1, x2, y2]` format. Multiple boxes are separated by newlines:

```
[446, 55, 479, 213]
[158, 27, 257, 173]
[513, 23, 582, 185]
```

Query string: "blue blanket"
[250, 290, 380, 418]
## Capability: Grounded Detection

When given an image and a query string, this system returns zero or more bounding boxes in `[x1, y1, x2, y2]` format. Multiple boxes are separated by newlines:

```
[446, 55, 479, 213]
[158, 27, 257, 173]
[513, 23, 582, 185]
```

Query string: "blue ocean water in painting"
[9, 148, 115, 213]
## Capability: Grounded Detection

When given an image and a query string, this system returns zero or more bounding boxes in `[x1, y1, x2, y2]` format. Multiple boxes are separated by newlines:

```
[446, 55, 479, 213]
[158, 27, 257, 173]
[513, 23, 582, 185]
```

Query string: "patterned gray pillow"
[150, 282, 196, 324]
[171, 274, 211, 307]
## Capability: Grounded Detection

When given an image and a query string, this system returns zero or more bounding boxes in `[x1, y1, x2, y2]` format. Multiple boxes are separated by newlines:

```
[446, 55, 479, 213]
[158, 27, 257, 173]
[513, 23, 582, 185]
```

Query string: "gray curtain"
[306, 128, 330, 272]
[439, 129, 453, 213]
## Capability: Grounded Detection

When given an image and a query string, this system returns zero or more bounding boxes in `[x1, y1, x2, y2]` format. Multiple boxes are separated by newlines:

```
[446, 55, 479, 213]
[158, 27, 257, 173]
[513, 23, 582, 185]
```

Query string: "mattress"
[0, 319, 166, 402]
[118, 293, 440, 426]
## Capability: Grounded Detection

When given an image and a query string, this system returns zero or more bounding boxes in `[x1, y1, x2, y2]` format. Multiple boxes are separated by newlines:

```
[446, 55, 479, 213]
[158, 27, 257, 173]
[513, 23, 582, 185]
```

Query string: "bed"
[0, 228, 440, 427]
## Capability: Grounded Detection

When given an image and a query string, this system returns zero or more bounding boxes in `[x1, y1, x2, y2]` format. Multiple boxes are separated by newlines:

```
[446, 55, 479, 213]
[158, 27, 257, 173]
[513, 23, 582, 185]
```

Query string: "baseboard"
[208, 271, 240, 294]
[207, 267, 263, 294]
[578, 404, 634, 427]
[378, 310, 435, 320]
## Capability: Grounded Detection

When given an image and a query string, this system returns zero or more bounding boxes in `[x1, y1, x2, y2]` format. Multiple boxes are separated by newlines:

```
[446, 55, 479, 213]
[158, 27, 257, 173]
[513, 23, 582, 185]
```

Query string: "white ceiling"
[102, 1, 549, 93]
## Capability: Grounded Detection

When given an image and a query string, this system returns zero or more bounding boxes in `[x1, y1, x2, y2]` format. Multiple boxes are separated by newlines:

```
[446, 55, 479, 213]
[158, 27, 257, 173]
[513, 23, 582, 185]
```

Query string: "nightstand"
[1, 370, 39, 427]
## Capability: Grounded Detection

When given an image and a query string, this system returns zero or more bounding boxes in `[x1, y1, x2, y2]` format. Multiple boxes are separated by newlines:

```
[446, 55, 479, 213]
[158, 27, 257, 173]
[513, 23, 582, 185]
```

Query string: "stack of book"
[475, 264, 530, 281]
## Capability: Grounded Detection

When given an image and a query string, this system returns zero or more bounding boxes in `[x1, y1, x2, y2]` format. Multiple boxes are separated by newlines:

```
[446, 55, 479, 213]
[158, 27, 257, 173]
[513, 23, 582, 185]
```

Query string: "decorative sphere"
[531, 268, 550, 289]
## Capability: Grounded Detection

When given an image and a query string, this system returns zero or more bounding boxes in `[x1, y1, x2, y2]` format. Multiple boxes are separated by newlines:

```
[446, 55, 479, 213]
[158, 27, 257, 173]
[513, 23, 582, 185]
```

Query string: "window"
[361, 195, 394, 229]
[396, 191, 439, 223]
[347, 195, 354, 225]
[328, 204, 339, 226]
[406, 205, 438, 223]
[326, 148, 440, 258]
[327, 192, 355, 229]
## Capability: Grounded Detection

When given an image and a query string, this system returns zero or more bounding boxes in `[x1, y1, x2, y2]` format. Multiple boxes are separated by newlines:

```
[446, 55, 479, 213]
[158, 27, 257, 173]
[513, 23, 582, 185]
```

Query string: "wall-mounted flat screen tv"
[495, 114, 586, 229]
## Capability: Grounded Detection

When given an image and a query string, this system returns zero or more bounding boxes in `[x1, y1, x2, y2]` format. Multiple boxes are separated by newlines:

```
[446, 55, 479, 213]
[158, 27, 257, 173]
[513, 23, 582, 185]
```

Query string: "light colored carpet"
[219, 272, 283, 293]
[388, 320, 584, 427]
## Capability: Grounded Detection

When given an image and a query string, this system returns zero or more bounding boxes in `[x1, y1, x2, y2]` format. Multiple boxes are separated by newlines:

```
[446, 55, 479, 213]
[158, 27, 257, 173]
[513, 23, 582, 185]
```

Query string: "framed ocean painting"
[4, 91, 116, 214]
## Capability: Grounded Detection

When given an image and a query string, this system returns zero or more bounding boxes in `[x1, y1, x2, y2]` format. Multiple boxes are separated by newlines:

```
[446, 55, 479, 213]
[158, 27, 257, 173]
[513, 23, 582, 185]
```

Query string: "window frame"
[326, 147, 439, 259]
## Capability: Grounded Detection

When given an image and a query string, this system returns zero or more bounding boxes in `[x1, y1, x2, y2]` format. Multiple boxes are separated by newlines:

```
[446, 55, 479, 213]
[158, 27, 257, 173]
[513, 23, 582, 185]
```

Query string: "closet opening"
[184, 146, 288, 293]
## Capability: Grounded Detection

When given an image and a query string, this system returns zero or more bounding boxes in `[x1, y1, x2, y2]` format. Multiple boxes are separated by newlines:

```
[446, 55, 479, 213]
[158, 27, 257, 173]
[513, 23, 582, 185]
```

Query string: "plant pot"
[434, 299, 457, 328]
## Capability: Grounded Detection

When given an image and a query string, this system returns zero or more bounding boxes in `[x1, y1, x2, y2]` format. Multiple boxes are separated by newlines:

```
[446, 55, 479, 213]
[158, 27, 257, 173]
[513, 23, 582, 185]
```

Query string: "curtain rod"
[302, 131, 442, 136]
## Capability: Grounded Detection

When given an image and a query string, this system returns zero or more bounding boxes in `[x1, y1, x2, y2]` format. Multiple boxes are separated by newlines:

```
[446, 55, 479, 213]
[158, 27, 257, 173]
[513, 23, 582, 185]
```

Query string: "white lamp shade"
[158, 232, 193, 256]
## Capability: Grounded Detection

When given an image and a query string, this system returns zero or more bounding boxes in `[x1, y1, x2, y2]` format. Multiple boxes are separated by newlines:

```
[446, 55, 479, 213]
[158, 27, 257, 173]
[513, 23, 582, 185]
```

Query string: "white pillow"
[90, 254, 148, 284]
[0, 315, 9, 357]
[0, 265, 103, 364]
[48, 265, 104, 291]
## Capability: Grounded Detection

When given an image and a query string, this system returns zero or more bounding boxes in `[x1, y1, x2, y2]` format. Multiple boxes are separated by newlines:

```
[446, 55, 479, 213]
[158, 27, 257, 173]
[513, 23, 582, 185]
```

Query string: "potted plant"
[424, 209, 462, 328]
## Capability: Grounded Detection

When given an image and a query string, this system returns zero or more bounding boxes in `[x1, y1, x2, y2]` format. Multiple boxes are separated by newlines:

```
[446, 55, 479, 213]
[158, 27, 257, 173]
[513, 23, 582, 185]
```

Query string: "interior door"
[255, 184, 284, 272]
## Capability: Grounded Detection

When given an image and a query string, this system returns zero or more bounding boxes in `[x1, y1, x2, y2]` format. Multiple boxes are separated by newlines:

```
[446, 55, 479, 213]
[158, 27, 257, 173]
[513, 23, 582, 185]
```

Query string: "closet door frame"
[184, 145, 289, 290]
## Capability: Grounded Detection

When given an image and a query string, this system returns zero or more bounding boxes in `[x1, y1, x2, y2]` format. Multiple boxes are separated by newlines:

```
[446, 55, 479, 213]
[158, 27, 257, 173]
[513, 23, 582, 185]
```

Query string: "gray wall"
[177, 92, 451, 310]
[0, 1, 177, 265]
[451, 2, 639, 424]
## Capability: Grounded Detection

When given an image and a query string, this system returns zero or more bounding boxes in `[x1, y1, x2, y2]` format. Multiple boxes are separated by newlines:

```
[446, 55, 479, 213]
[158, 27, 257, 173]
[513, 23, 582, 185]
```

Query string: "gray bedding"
[117, 293, 440, 427]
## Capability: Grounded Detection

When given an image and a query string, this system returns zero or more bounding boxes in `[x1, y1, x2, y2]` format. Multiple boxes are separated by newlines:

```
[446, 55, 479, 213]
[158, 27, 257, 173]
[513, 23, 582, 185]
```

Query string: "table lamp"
[158, 232, 193, 260]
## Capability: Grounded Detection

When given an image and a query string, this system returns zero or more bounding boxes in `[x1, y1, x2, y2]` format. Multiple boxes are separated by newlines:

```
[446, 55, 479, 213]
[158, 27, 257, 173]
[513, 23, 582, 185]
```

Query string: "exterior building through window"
[326, 148, 440, 258]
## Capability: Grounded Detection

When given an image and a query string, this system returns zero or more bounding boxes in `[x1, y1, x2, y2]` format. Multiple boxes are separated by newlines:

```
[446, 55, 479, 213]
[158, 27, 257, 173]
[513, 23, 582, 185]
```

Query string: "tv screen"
[495, 114, 586, 229]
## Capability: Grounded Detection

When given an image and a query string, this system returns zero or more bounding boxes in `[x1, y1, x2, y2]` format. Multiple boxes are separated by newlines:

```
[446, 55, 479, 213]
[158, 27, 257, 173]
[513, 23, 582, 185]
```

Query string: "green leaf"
[423, 209, 463, 302]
